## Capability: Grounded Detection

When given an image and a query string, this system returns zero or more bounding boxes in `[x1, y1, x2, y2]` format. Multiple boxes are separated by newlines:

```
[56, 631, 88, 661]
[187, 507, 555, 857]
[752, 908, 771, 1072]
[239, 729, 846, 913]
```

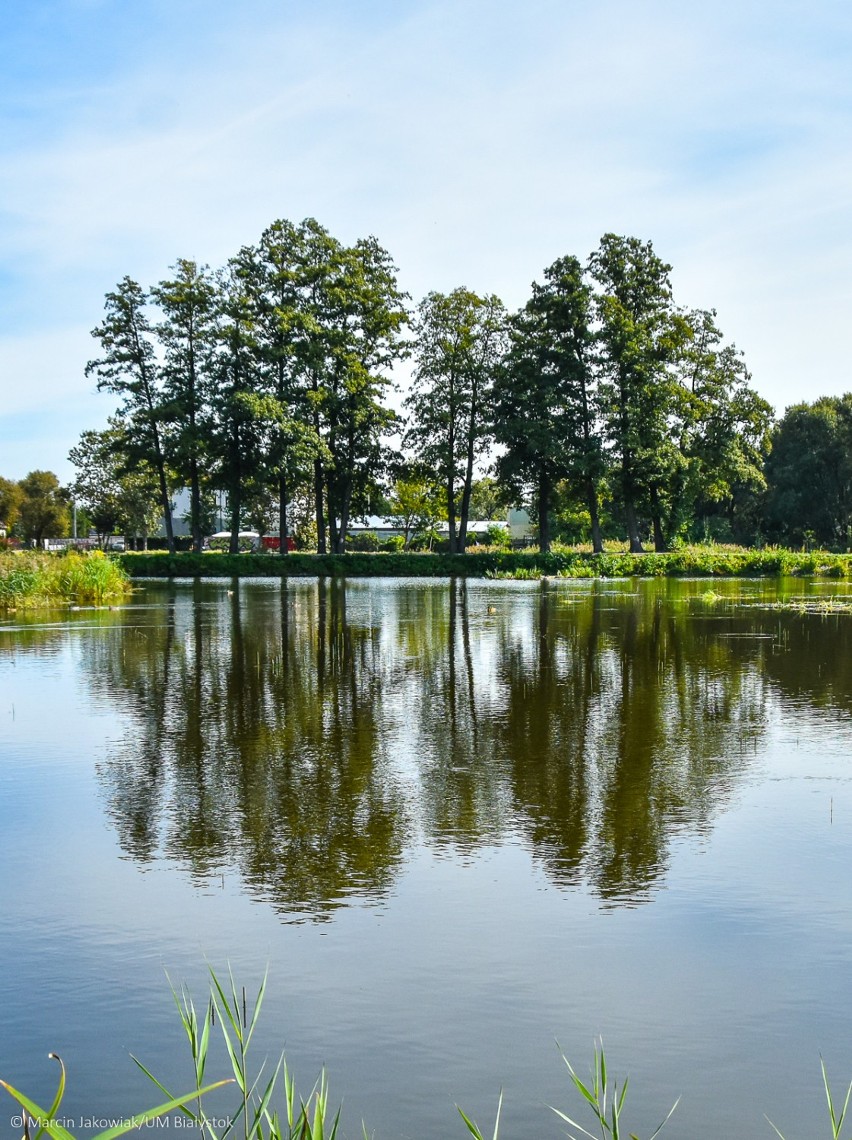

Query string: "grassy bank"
[118, 546, 852, 580]
[0, 550, 132, 610]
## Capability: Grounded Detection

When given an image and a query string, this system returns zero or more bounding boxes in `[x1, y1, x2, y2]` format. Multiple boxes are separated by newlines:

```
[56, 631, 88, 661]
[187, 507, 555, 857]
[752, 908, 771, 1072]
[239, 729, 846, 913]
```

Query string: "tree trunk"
[621, 447, 644, 553]
[586, 479, 603, 553]
[539, 469, 552, 553]
[190, 458, 203, 554]
[314, 459, 326, 553]
[229, 477, 242, 554]
[446, 475, 457, 554]
[155, 457, 175, 555]
[278, 473, 288, 557]
[649, 485, 667, 552]
[625, 501, 644, 553]
[458, 452, 475, 553]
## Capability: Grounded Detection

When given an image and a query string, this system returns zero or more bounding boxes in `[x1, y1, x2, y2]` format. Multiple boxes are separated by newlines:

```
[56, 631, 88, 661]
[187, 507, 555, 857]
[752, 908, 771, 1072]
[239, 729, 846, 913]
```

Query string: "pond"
[1, 576, 852, 1139]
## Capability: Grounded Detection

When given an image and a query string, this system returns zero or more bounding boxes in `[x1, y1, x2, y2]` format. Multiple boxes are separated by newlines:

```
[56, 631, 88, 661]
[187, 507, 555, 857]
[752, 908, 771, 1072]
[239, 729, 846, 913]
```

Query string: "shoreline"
[117, 548, 852, 580]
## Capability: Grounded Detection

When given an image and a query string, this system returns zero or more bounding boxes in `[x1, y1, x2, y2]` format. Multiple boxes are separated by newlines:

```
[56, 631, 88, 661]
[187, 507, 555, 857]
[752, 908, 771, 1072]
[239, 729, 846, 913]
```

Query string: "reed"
[0, 551, 131, 610]
[119, 547, 852, 581]
[135, 966, 342, 1140]
[767, 1058, 852, 1140]
[3, 976, 851, 1139]
[0, 1051, 229, 1140]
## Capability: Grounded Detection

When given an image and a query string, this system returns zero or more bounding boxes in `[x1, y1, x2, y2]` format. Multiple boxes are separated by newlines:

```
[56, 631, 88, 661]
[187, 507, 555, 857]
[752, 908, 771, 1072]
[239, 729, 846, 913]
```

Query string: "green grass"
[0, 551, 132, 610]
[118, 546, 852, 581]
[4, 972, 851, 1140]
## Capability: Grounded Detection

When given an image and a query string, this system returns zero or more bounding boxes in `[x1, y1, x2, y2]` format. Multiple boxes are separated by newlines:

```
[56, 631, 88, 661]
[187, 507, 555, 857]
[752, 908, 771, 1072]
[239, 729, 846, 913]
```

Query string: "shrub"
[345, 530, 380, 552]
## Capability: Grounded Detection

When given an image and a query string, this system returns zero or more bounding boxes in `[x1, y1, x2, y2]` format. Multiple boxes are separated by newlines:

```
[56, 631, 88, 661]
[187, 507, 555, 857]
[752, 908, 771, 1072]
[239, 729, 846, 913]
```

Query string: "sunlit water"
[2, 576, 852, 1139]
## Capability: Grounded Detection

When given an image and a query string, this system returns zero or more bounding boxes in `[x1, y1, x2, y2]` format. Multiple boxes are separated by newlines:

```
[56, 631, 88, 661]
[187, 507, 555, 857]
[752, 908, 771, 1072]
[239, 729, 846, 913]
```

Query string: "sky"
[1, 0, 851, 482]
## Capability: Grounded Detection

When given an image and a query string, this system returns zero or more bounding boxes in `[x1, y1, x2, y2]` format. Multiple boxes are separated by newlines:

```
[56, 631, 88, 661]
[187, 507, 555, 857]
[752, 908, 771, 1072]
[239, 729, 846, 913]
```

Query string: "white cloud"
[2, 0, 852, 476]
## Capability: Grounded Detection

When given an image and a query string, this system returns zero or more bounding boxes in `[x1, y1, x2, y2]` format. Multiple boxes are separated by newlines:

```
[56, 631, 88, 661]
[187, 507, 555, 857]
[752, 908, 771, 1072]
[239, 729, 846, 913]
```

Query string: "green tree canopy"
[86, 277, 175, 552]
[0, 476, 23, 534]
[406, 288, 507, 553]
[17, 470, 70, 543]
[589, 234, 690, 552]
[765, 395, 852, 548]
[494, 255, 603, 552]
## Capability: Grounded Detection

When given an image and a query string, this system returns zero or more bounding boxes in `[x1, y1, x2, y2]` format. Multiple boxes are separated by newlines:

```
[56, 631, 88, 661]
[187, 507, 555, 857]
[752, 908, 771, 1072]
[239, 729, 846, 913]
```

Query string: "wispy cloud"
[2, 0, 851, 477]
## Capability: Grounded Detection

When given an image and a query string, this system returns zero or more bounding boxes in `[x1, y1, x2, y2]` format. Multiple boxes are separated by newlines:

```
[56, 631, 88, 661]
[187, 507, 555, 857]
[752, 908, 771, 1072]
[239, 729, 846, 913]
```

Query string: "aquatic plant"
[0, 1051, 229, 1140]
[119, 546, 852, 582]
[0, 551, 131, 610]
[767, 1058, 852, 1140]
[551, 1040, 679, 1140]
[136, 966, 343, 1140]
[3, 974, 850, 1139]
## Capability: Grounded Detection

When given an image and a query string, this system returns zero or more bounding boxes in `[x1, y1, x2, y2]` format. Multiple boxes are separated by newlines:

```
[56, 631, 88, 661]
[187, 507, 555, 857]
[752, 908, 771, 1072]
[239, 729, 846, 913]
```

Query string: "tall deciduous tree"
[406, 289, 507, 553]
[251, 220, 326, 553]
[493, 256, 603, 553]
[209, 256, 264, 554]
[765, 395, 852, 548]
[589, 235, 689, 552]
[151, 259, 218, 553]
[17, 470, 69, 543]
[671, 308, 773, 543]
[0, 477, 23, 535]
[86, 277, 175, 552]
[318, 235, 408, 554]
[69, 422, 162, 548]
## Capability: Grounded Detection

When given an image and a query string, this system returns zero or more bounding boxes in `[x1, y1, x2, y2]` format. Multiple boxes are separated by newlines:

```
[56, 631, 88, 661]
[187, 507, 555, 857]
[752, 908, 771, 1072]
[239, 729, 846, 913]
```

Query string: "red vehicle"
[261, 536, 296, 552]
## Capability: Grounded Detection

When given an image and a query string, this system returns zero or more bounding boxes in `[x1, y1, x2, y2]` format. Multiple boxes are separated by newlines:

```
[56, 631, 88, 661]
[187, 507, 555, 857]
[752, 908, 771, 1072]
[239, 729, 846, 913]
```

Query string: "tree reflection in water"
[79, 577, 797, 916]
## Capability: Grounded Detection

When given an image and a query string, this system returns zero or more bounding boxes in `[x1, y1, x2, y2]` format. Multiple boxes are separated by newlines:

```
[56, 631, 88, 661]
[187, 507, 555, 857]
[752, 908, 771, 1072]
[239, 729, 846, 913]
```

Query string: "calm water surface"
[1, 576, 852, 1139]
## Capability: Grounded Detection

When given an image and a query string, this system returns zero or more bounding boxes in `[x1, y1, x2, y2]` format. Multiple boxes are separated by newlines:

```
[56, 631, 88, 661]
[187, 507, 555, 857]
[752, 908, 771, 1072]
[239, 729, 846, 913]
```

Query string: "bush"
[486, 523, 511, 549]
[118, 547, 852, 582]
[345, 530, 380, 552]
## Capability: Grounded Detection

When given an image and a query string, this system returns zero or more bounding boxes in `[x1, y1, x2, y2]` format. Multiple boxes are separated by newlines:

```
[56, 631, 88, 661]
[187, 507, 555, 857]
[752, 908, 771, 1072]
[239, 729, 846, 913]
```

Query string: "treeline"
[5, 218, 850, 553]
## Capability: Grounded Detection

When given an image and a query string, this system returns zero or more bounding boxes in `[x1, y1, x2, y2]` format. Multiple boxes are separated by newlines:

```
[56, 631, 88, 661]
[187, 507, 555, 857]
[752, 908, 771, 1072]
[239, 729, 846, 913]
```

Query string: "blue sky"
[2, 0, 851, 481]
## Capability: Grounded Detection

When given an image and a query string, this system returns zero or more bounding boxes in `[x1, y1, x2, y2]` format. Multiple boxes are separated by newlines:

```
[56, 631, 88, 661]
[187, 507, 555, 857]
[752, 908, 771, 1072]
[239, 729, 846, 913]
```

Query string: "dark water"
[1, 576, 852, 1139]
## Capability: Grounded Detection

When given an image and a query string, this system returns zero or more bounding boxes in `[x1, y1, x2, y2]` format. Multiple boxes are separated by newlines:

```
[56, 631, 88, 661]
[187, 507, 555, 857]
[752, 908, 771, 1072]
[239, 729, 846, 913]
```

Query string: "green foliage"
[119, 546, 852, 581]
[345, 529, 379, 551]
[767, 1058, 852, 1140]
[0, 551, 132, 609]
[553, 1040, 679, 1140]
[86, 276, 176, 551]
[152, 258, 219, 552]
[589, 234, 690, 553]
[765, 395, 852, 549]
[494, 254, 603, 552]
[457, 1091, 503, 1140]
[0, 476, 23, 533]
[136, 967, 342, 1140]
[406, 288, 508, 552]
[0, 1051, 229, 1140]
[468, 477, 509, 522]
[485, 522, 510, 548]
[386, 464, 446, 548]
[68, 422, 161, 545]
[83, 222, 786, 561]
[3, 971, 849, 1139]
[16, 471, 70, 543]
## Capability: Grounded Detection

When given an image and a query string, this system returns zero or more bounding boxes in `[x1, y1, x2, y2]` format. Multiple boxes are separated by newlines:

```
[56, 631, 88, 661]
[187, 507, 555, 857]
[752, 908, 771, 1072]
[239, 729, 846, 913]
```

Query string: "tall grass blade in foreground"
[551, 1040, 679, 1140]
[137, 966, 344, 1140]
[767, 1057, 852, 1140]
[0, 1050, 230, 1140]
[457, 1089, 503, 1140]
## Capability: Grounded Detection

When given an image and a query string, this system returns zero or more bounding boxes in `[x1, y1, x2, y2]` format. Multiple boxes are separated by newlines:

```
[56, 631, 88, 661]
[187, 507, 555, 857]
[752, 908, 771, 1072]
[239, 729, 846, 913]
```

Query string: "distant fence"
[41, 537, 124, 552]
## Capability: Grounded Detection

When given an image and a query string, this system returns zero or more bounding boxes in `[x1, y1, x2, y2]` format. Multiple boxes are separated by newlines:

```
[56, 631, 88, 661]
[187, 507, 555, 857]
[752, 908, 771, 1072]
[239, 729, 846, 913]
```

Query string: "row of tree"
[6, 217, 848, 552]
